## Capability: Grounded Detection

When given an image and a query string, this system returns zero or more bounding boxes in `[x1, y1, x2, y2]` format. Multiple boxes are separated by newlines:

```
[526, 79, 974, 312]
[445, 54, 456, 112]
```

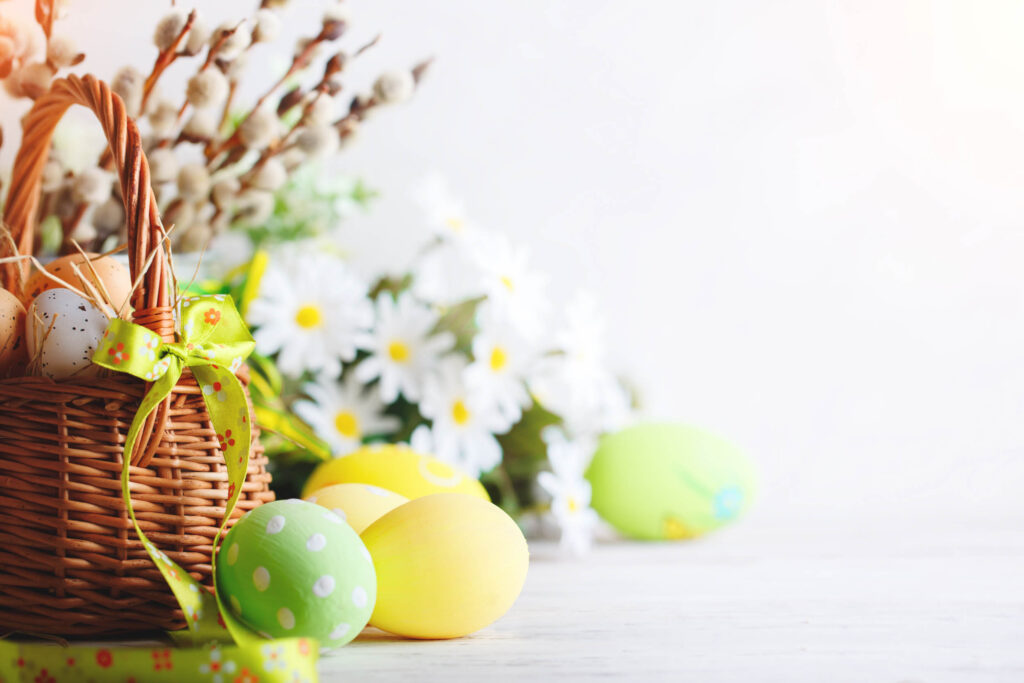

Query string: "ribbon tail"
[118, 357, 228, 639]
[191, 363, 266, 647]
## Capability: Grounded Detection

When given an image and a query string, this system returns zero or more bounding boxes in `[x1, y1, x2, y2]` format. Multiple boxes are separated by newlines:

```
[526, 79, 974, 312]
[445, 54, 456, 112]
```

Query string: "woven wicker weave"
[0, 75, 274, 636]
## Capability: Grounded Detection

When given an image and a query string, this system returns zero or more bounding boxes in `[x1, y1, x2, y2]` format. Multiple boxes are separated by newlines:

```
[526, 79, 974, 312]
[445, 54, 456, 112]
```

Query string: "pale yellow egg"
[0, 288, 27, 376]
[361, 493, 529, 639]
[302, 444, 490, 501]
[304, 483, 408, 534]
[23, 253, 132, 314]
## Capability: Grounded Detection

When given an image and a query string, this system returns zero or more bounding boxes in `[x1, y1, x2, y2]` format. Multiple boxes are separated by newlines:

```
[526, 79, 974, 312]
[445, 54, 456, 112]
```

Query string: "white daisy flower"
[470, 231, 549, 340]
[531, 357, 631, 437]
[537, 429, 600, 556]
[413, 174, 476, 243]
[409, 422, 436, 455]
[556, 290, 613, 365]
[464, 314, 536, 425]
[529, 291, 631, 436]
[419, 355, 512, 477]
[293, 375, 400, 456]
[410, 241, 485, 306]
[355, 292, 455, 403]
[247, 248, 372, 378]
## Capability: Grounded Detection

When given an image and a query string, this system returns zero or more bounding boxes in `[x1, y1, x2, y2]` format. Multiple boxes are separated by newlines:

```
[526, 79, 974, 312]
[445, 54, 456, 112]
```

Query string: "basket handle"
[1, 74, 175, 341]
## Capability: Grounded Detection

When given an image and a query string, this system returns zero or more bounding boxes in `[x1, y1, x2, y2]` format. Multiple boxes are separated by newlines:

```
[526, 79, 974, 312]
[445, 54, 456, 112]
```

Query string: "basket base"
[0, 372, 274, 636]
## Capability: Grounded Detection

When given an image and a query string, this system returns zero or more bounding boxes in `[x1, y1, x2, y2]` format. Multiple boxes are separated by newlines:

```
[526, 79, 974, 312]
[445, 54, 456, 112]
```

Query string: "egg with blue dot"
[586, 423, 757, 540]
[215, 499, 376, 648]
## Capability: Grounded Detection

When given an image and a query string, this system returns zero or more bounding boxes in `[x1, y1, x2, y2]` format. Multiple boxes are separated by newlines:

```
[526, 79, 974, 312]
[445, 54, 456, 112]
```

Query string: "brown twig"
[155, 21, 244, 152]
[34, 0, 55, 39]
[59, 202, 89, 255]
[353, 33, 381, 58]
[206, 25, 341, 163]
[141, 10, 198, 114]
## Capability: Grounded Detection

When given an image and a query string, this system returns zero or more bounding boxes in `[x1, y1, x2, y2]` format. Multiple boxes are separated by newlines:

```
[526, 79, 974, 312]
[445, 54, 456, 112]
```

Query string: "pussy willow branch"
[209, 30, 387, 179]
[95, 10, 197, 170]
[74, 11, 198, 252]
[142, 9, 197, 114]
[80, 17, 243, 251]
[174, 22, 246, 126]
[206, 22, 345, 165]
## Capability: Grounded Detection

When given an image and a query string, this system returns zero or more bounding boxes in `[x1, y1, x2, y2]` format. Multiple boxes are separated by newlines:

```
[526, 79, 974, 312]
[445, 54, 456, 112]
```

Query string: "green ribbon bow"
[93, 296, 257, 639]
[0, 295, 320, 682]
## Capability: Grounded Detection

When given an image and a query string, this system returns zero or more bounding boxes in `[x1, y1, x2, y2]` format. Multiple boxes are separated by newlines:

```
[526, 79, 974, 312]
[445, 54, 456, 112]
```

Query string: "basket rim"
[1, 73, 174, 341]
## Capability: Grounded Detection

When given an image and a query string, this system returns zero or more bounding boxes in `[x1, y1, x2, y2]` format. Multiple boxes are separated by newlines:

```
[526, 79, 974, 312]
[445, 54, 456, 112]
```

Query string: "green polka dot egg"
[216, 499, 376, 649]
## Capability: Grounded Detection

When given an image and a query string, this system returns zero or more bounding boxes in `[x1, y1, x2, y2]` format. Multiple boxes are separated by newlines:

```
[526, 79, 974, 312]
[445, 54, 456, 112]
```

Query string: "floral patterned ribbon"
[0, 638, 316, 683]
[0, 296, 319, 683]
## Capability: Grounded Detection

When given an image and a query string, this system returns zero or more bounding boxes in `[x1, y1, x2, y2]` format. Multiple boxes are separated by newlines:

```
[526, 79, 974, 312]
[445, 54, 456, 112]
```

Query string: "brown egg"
[23, 253, 133, 314]
[0, 287, 27, 377]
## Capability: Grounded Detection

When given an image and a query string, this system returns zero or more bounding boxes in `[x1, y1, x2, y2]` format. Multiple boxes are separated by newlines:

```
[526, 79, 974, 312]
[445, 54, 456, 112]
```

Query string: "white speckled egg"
[0, 288, 27, 376]
[216, 499, 377, 649]
[27, 289, 108, 380]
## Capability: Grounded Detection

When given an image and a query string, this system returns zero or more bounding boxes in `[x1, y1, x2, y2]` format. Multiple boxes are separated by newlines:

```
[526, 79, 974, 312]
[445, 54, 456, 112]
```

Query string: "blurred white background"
[4, 0, 1023, 529]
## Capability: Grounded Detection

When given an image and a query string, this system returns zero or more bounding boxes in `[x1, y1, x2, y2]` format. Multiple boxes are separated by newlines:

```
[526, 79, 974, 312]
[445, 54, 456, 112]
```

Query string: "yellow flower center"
[489, 346, 508, 372]
[295, 304, 323, 329]
[445, 216, 465, 233]
[334, 411, 360, 438]
[388, 340, 411, 362]
[567, 496, 580, 513]
[500, 276, 515, 292]
[451, 399, 470, 426]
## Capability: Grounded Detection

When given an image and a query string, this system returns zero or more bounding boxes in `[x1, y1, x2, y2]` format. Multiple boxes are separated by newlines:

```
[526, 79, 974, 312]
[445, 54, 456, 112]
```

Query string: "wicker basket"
[0, 75, 274, 636]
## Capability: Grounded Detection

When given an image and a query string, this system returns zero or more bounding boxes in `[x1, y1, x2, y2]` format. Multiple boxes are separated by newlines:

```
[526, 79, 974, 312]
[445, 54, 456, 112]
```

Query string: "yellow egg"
[0, 288, 27, 376]
[302, 444, 490, 501]
[23, 253, 133, 314]
[304, 483, 408, 534]
[361, 493, 529, 639]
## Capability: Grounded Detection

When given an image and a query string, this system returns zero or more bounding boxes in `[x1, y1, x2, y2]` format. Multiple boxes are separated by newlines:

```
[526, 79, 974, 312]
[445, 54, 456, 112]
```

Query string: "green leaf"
[434, 297, 485, 355]
[368, 274, 413, 300]
[254, 404, 332, 461]
[350, 178, 379, 205]
[178, 279, 230, 297]
[492, 401, 563, 508]
[267, 457, 319, 500]
[233, 165, 376, 246]
[248, 353, 285, 400]
[39, 215, 62, 255]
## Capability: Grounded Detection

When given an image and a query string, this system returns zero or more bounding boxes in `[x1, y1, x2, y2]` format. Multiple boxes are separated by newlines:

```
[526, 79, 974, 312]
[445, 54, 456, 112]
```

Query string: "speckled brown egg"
[23, 253, 132, 315]
[0, 288, 27, 377]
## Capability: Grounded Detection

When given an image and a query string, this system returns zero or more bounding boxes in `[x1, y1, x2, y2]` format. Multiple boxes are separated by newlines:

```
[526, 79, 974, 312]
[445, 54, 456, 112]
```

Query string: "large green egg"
[585, 423, 756, 540]
[216, 499, 376, 648]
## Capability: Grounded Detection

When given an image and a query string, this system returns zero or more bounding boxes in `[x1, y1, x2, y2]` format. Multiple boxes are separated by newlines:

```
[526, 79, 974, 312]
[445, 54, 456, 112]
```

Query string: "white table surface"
[323, 517, 1024, 682]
